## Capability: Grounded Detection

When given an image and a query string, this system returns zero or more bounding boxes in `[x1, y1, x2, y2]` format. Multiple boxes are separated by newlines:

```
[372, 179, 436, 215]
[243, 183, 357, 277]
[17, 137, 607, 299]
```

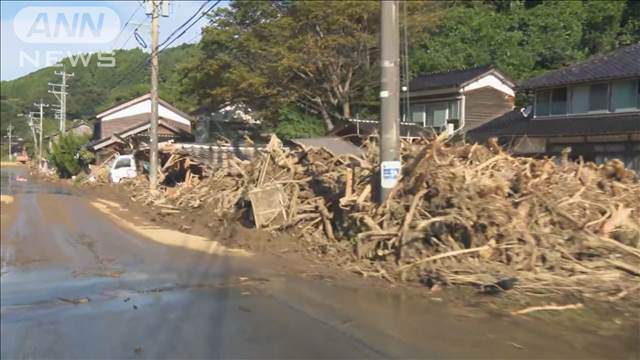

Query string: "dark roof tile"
[520, 43, 640, 89]
[410, 65, 494, 92]
[468, 110, 640, 140]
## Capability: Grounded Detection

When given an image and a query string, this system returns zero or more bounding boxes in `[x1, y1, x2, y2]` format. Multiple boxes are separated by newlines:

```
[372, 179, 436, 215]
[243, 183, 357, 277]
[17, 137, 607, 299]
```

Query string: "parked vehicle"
[110, 155, 137, 183]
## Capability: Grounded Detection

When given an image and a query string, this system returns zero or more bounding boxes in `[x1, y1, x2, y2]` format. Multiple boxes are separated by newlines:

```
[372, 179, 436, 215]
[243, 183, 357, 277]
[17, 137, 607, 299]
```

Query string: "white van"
[110, 155, 137, 183]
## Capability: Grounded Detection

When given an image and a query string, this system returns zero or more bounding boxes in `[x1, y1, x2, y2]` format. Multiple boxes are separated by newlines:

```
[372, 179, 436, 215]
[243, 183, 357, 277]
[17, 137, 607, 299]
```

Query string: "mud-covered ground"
[3, 165, 638, 359]
[87, 179, 640, 332]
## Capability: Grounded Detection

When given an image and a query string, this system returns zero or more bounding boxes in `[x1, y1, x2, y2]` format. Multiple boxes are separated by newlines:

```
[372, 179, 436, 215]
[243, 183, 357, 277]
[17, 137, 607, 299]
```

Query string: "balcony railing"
[347, 118, 459, 139]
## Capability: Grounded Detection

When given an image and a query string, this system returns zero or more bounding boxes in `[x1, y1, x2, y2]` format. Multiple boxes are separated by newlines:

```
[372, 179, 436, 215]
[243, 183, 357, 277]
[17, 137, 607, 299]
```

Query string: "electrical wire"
[119, 17, 149, 50]
[134, 29, 148, 48]
[109, 0, 221, 89]
[112, 2, 143, 48]
[157, 0, 212, 49]
[155, 0, 220, 56]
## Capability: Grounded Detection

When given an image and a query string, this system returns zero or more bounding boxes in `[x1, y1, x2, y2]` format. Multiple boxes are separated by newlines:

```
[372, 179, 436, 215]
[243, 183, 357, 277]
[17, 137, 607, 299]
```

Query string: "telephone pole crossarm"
[48, 71, 74, 133]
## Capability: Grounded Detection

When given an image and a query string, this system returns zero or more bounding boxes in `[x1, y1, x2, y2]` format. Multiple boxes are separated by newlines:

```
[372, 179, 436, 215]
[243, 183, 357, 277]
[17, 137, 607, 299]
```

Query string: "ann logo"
[27, 12, 105, 39]
[14, 7, 120, 44]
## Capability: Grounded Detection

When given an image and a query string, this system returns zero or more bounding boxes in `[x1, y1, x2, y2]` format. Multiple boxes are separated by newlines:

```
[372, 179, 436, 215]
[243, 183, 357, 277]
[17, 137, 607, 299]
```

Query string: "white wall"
[102, 99, 190, 125]
[462, 74, 515, 96]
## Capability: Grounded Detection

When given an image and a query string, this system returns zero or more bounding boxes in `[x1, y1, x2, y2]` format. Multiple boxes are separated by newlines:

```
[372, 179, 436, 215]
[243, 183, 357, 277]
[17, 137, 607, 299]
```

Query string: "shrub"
[49, 133, 94, 178]
[274, 106, 325, 141]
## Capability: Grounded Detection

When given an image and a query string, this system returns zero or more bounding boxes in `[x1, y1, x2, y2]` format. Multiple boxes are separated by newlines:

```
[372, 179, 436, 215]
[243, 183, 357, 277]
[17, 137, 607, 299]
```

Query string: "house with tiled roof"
[333, 65, 516, 138]
[88, 94, 193, 164]
[469, 43, 640, 170]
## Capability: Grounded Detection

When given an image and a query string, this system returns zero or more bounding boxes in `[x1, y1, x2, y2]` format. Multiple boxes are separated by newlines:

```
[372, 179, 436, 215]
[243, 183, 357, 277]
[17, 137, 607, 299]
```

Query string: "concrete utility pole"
[6, 123, 13, 161]
[148, 0, 160, 190]
[48, 70, 74, 133]
[34, 99, 49, 167]
[52, 104, 62, 125]
[18, 112, 39, 158]
[379, 0, 401, 202]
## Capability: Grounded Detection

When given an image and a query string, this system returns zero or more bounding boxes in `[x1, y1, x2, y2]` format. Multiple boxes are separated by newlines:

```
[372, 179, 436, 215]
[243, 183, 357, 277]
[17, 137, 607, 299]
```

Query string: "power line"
[109, 0, 220, 90]
[156, 0, 220, 55]
[112, 2, 143, 48]
[157, 0, 211, 49]
[119, 16, 149, 50]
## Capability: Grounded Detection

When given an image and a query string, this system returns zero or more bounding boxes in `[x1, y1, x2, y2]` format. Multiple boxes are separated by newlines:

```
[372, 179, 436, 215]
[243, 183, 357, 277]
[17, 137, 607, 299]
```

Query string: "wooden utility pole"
[379, 0, 401, 202]
[34, 99, 49, 168]
[149, 0, 160, 190]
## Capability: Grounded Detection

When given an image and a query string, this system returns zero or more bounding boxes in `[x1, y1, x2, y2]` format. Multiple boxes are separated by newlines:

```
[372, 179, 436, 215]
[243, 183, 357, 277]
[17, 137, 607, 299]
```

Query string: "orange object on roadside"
[16, 146, 29, 164]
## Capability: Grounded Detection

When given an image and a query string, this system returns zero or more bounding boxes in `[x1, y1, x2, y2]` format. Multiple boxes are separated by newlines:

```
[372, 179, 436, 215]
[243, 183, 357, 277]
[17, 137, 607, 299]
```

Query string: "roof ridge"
[572, 41, 640, 66]
[415, 64, 493, 78]
[520, 42, 640, 89]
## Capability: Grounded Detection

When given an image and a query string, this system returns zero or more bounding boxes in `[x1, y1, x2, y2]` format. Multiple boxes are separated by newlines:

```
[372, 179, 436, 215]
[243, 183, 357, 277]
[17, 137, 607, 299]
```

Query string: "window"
[448, 101, 460, 120]
[427, 103, 448, 127]
[410, 104, 425, 125]
[535, 90, 550, 116]
[411, 101, 459, 127]
[611, 80, 638, 112]
[589, 83, 608, 112]
[551, 88, 567, 115]
[571, 85, 589, 113]
[114, 158, 131, 169]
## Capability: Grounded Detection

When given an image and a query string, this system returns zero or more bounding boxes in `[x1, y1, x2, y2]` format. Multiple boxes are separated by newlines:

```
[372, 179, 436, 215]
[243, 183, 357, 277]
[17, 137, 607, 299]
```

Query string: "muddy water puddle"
[259, 275, 640, 359]
[1, 167, 72, 196]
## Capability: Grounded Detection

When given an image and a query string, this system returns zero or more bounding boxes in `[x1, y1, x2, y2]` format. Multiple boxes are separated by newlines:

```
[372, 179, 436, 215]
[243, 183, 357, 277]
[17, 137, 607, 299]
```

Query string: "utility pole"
[18, 112, 39, 158]
[149, 0, 160, 190]
[52, 104, 62, 127]
[34, 99, 49, 167]
[6, 123, 13, 161]
[379, 0, 401, 202]
[48, 70, 74, 133]
[145, 0, 169, 190]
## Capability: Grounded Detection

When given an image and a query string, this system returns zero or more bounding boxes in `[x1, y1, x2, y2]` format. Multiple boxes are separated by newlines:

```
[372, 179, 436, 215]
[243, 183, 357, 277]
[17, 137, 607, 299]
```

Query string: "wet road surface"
[1, 165, 638, 359]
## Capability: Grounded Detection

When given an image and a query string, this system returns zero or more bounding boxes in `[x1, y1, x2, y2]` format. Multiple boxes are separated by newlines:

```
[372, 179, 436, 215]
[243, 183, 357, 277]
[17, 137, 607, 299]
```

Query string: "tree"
[49, 133, 93, 178]
[274, 106, 325, 141]
[180, 1, 384, 131]
[409, 0, 639, 81]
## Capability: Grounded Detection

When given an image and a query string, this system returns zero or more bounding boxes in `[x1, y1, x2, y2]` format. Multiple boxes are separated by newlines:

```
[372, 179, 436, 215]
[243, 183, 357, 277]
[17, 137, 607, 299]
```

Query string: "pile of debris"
[123, 134, 640, 299]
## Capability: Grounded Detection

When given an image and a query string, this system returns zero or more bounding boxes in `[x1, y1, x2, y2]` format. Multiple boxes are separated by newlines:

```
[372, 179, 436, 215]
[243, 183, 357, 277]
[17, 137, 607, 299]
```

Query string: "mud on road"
[2, 165, 639, 359]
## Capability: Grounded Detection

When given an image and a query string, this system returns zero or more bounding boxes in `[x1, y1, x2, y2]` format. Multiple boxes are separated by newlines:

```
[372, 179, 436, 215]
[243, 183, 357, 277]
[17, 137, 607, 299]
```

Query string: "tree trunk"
[342, 100, 351, 119]
[320, 107, 334, 132]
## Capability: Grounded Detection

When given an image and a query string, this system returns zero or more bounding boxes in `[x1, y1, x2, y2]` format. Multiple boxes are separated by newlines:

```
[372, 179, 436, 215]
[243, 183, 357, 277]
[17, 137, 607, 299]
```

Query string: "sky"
[1, 0, 219, 81]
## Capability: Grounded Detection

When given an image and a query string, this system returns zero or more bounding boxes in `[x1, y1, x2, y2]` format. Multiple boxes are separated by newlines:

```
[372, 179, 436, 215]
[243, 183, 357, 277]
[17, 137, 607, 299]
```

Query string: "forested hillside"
[0, 44, 197, 140]
[2, 0, 639, 142]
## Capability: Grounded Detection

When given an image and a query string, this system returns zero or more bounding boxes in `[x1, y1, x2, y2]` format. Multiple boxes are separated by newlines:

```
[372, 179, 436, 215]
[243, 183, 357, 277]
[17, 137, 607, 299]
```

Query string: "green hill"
[0, 44, 197, 141]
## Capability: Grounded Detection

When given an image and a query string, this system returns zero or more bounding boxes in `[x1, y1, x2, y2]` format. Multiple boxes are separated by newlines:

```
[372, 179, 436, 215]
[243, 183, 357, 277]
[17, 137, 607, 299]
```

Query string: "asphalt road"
[1, 166, 637, 359]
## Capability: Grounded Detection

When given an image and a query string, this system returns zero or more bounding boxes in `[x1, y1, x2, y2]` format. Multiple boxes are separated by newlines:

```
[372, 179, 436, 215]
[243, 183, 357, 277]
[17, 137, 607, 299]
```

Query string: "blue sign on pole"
[380, 160, 401, 189]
